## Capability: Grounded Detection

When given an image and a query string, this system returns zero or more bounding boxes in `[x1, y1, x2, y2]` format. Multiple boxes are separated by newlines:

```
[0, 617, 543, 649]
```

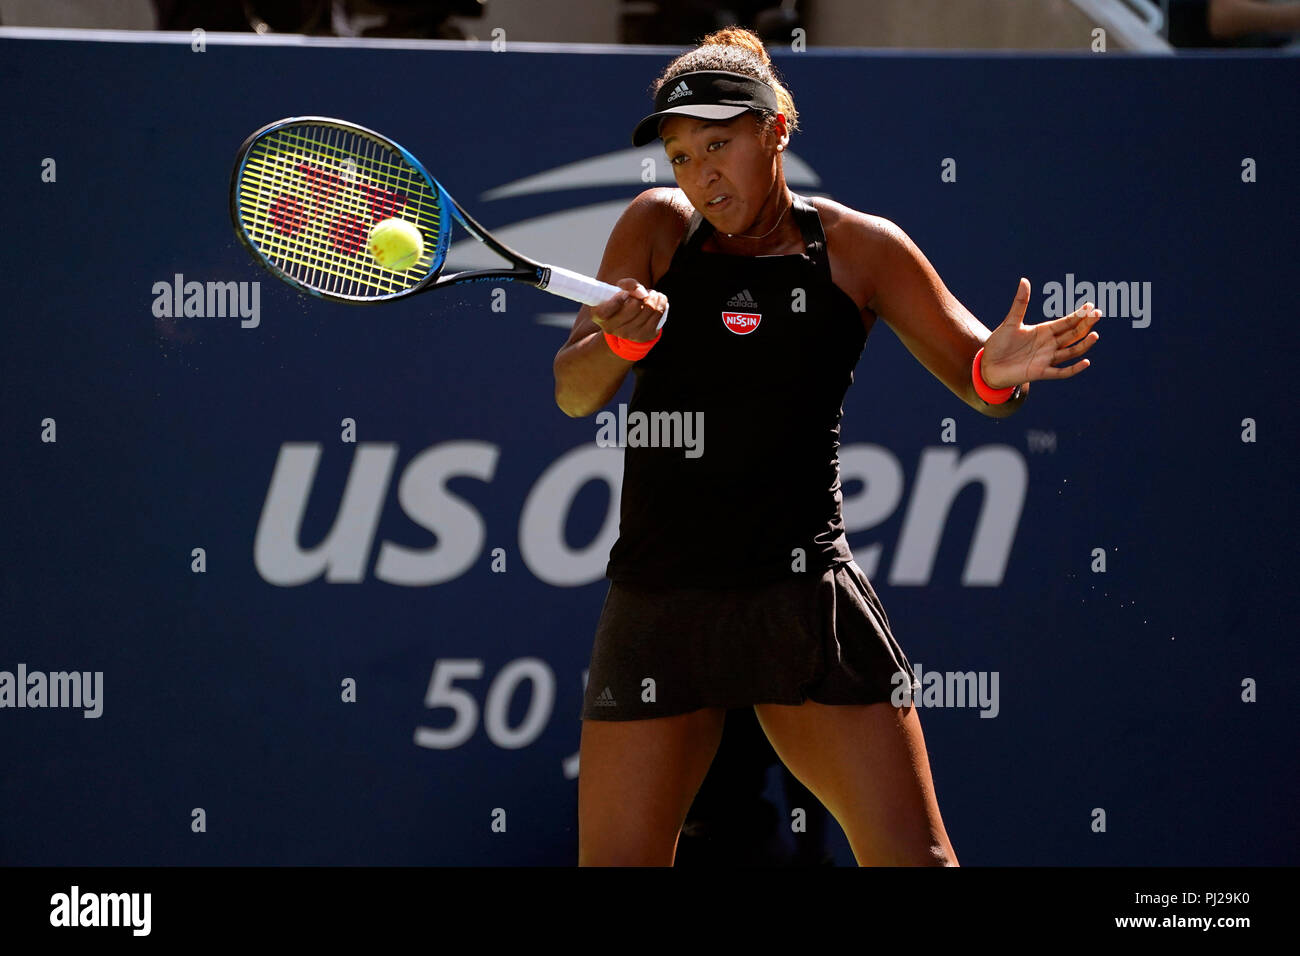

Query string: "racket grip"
[539, 265, 619, 306]
[540, 265, 669, 329]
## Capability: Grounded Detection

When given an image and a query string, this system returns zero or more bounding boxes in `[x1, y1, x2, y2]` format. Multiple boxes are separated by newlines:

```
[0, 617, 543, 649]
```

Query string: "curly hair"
[650, 26, 799, 138]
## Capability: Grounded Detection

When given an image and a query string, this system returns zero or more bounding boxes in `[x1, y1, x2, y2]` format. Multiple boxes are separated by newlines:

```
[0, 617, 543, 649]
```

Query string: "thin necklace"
[725, 200, 791, 240]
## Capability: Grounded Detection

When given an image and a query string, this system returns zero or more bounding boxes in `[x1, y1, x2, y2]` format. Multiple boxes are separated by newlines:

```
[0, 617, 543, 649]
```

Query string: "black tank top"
[604, 192, 869, 588]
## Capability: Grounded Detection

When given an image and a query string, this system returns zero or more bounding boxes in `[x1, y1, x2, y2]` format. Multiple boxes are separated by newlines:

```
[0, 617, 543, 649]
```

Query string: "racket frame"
[230, 116, 558, 305]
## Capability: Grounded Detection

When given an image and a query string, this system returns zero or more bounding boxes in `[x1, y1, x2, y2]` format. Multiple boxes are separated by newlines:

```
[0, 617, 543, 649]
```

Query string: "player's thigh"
[577, 707, 727, 864]
[752, 699, 957, 866]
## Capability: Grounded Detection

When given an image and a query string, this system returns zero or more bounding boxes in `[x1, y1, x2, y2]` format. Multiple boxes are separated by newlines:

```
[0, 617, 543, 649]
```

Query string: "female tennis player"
[553, 27, 1101, 867]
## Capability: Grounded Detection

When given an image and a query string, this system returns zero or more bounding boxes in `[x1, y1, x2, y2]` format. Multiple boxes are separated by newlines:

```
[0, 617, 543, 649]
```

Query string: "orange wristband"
[603, 330, 661, 361]
[972, 347, 1018, 404]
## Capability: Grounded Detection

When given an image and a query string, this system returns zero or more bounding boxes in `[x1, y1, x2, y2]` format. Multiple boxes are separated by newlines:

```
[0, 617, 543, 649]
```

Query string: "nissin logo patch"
[723, 289, 761, 334]
[722, 312, 761, 334]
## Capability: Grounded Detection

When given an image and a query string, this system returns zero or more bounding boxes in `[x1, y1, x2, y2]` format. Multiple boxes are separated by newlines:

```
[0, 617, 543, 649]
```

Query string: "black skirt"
[580, 559, 920, 721]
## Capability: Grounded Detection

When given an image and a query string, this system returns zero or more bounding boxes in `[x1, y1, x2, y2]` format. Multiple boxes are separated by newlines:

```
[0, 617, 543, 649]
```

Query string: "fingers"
[1068, 302, 1103, 323]
[1018, 298, 1102, 385]
[1041, 330, 1099, 378]
[1041, 358, 1091, 379]
[1055, 331, 1099, 361]
[1041, 303, 1103, 346]
[1044, 302, 1103, 325]
[1072, 302, 1104, 323]
[592, 278, 646, 319]
[1067, 309, 1102, 346]
[590, 291, 629, 321]
[590, 279, 667, 342]
[1004, 277, 1032, 325]
[1039, 306, 1101, 378]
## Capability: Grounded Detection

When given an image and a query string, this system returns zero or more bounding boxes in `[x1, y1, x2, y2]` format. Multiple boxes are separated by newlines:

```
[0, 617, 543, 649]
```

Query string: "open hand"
[979, 278, 1102, 389]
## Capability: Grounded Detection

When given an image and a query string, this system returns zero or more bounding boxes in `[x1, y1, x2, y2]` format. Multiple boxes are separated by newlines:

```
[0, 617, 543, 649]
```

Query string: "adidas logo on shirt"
[722, 289, 762, 335]
[594, 687, 617, 706]
[666, 81, 692, 102]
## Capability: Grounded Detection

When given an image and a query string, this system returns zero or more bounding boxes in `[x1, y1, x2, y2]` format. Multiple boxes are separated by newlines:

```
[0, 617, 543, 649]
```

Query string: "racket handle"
[539, 265, 619, 306]
[540, 265, 669, 329]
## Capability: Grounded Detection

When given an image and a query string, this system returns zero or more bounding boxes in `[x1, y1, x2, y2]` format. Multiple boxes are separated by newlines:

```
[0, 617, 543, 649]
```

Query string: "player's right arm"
[553, 189, 677, 419]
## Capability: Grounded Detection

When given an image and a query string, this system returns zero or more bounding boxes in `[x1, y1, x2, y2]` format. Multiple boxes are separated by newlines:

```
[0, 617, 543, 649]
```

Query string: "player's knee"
[852, 839, 958, 867]
[578, 838, 675, 867]
[578, 817, 681, 866]
[926, 842, 959, 867]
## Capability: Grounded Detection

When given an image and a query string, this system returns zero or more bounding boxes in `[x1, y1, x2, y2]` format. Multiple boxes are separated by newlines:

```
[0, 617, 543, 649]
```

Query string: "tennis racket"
[230, 115, 666, 325]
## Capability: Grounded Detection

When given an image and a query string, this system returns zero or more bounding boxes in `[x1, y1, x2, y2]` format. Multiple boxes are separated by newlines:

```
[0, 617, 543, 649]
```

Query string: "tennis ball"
[368, 218, 424, 271]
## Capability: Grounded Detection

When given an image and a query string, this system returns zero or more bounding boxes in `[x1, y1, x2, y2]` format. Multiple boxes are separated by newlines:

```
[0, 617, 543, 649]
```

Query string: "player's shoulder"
[626, 187, 695, 236]
[805, 197, 910, 309]
[805, 195, 903, 249]
[623, 189, 696, 279]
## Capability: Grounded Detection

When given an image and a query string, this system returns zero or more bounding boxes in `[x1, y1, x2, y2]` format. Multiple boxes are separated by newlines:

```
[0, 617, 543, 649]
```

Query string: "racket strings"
[243, 127, 432, 295]
[247, 125, 436, 293]
[236, 123, 445, 298]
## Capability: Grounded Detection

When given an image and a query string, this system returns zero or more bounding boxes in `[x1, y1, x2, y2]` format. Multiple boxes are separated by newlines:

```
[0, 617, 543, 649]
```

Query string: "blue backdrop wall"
[1, 32, 1296, 866]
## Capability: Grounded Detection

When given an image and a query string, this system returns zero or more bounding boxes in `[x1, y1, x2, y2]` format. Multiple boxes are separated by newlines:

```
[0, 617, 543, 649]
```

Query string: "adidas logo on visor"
[666, 81, 693, 102]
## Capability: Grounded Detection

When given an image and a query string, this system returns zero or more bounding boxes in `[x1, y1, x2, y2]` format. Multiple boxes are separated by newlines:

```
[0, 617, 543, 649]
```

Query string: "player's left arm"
[853, 214, 1021, 418]
[855, 215, 1100, 418]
